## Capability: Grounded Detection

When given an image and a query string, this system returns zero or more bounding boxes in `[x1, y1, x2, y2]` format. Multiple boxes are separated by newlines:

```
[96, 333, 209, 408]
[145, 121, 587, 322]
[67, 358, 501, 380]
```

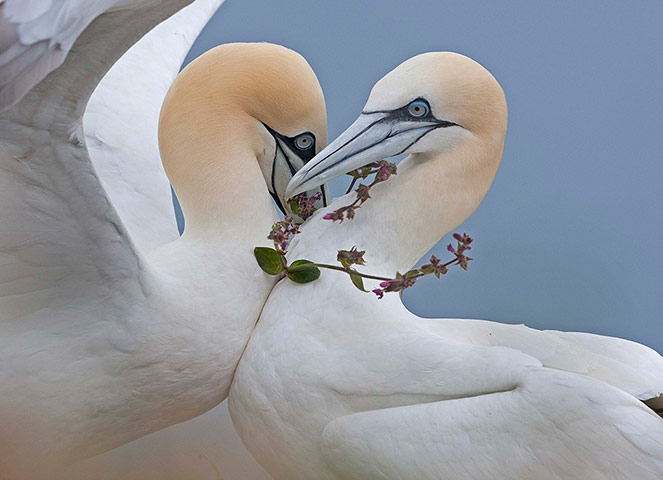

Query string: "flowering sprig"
[323, 161, 397, 222]
[254, 163, 473, 298]
[446, 233, 473, 270]
[267, 216, 300, 255]
[255, 221, 474, 298]
[370, 233, 473, 299]
[288, 191, 322, 221]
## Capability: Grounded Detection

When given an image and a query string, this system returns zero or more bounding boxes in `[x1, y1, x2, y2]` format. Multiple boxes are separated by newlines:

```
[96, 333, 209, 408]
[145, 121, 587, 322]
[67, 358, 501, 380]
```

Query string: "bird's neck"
[134, 143, 280, 436]
[293, 135, 501, 277]
[172, 140, 278, 243]
[151, 139, 279, 301]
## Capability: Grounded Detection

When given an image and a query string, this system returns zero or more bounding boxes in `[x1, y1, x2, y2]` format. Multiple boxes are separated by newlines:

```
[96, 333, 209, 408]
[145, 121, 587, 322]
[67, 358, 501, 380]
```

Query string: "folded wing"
[322, 367, 663, 479]
[424, 318, 663, 404]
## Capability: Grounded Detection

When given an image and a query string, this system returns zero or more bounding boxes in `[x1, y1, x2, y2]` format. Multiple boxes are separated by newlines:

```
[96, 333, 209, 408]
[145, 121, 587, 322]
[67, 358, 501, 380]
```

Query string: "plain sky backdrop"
[182, 1, 663, 350]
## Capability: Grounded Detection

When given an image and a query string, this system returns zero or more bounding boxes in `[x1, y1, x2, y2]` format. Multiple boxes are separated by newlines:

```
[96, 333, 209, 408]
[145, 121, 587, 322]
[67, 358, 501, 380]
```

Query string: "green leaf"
[286, 259, 321, 284]
[349, 271, 366, 291]
[288, 199, 301, 217]
[405, 269, 420, 278]
[254, 247, 285, 275]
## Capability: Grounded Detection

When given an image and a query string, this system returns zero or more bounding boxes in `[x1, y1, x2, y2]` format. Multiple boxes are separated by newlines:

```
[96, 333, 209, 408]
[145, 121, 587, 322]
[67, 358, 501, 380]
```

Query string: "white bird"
[0, 1, 327, 477]
[230, 52, 663, 479]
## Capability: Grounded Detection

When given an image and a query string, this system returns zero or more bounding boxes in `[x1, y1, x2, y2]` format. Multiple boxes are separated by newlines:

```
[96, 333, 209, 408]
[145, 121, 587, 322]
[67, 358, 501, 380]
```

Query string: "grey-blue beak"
[268, 127, 328, 216]
[286, 111, 445, 198]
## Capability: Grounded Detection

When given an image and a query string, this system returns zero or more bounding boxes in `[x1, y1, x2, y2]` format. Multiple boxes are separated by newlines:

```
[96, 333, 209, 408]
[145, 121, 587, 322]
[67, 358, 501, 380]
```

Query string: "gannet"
[230, 51, 663, 480]
[0, 1, 326, 476]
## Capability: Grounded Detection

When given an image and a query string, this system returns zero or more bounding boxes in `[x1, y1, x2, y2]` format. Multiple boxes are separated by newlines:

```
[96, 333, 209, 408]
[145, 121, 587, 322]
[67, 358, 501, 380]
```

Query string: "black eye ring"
[294, 132, 315, 151]
[406, 100, 430, 118]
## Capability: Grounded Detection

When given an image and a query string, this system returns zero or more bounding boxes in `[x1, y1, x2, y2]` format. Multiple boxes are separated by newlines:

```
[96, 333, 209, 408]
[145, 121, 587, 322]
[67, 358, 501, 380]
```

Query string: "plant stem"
[345, 177, 359, 195]
[441, 258, 459, 268]
[309, 255, 460, 283]
[310, 263, 393, 282]
[344, 164, 382, 195]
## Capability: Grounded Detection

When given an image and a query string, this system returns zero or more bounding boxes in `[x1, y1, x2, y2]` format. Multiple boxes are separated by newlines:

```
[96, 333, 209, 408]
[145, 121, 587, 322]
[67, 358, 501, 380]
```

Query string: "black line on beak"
[304, 120, 456, 181]
[314, 116, 388, 167]
[269, 144, 287, 214]
[276, 139, 298, 176]
[394, 126, 437, 156]
[270, 191, 286, 214]
[293, 115, 389, 189]
[297, 99, 463, 189]
[266, 123, 326, 212]
[320, 185, 328, 207]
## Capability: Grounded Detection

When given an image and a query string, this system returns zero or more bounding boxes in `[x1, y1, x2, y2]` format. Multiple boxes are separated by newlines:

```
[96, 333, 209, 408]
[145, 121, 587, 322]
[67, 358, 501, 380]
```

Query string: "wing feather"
[0, 0, 197, 322]
[0, 0, 116, 111]
[322, 368, 663, 479]
[84, 0, 225, 251]
[425, 318, 663, 402]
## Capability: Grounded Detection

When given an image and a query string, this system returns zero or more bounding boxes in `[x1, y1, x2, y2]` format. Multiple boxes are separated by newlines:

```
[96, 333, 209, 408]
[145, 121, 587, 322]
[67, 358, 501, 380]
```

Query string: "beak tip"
[284, 186, 297, 201]
[285, 177, 307, 200]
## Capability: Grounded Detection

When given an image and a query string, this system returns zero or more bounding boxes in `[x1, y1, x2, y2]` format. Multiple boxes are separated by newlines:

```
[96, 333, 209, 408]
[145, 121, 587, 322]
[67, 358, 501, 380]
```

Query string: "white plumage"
[0, 1, 327, 478]
[230, 51, 663, 479]
[0, 0, 180, 112]
[0, 1, 223, 475]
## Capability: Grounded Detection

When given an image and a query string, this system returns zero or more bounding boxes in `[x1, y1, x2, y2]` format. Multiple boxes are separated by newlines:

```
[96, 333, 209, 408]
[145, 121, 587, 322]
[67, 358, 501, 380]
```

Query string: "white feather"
[0, 2, 278, 478]
[230, 52, 663, 480]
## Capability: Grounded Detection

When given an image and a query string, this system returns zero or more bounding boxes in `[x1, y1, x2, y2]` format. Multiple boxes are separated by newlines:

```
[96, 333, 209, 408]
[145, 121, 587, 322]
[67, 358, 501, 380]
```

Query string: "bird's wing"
[0, 0, 127, 111]
[318, 315, 663, 478]
[0, 0, 213, 323]
[321, 367, 663, 480]
[423, 318, 663, 402]
[83, 0, 225, 251]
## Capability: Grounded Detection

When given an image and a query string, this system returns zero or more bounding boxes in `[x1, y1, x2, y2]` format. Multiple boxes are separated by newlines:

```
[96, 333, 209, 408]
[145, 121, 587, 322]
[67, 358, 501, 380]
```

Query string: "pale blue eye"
[407, 100, 429, 118]
[294, 133, 315, 150]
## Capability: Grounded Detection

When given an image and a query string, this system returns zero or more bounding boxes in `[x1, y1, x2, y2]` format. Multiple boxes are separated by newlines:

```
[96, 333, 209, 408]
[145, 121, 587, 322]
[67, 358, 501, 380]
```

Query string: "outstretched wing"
[84, 0, 225, 251]
[0, 0, 210, 323]
[0, 0, 127, 111]
[322, 368, 663, 479]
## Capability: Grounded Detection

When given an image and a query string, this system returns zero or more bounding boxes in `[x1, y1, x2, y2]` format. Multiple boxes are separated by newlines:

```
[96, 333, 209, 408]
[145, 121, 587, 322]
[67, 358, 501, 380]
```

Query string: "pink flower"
[356, 184, 371, 202]
[337, 247, 366, 268]
[290, 192, 322, 221]
[372, 288, 384, 299]
[381, 274, 417, 292]
[447, 244, 455, 253]
[377, 166, 390, 181]
[323, 210, 347, 223]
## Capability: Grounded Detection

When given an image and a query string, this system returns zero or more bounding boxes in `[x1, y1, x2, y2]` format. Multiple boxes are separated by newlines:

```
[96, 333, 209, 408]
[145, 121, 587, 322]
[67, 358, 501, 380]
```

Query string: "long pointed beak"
[271, 137, 328, 216]
[286, 113, 440, 198]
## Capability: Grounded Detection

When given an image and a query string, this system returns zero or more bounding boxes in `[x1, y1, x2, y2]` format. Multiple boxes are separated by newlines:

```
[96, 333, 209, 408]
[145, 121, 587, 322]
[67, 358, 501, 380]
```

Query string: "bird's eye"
[294, 133, 315, 151]
[407, 100, 429, 118]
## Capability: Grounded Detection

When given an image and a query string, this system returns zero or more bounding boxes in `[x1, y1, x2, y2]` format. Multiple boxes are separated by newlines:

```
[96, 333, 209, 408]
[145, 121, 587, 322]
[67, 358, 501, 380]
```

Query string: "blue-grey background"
[183, 1, 663, 350]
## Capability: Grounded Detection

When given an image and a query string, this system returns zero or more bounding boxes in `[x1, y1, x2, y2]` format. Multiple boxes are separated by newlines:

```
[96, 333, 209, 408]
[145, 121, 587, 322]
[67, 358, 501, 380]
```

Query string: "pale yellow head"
[288, 51, 506, 197]
[159, 42, 327, 230]
[286, 52, 508, 273]
[367, 51, 506, 149]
